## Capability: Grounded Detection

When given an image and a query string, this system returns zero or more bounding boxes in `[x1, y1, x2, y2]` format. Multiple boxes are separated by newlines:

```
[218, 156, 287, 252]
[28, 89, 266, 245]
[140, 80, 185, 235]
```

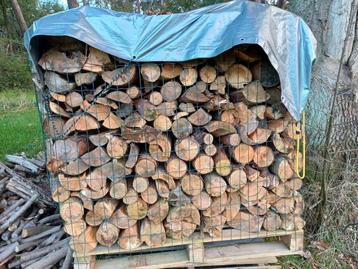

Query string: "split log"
[118, 224, 142, 250]
[242, 81, 270, 103]
[203, 191, 227, 217]
[210, 75, 226, 95]
[280, 214, 305, 231]
[64, 219, 86, 236]
[149, 134, 171, 162]
[89, 132, 110, 147]
[125, 143, 139, 169]
[215, 50, 236, 72]
[96, 221, 119, 247]
[75, 72, 97, 86]
[191, 191, 212, 210]
[214, 149, 232, 176]
[83, 47, 111, 73]
[223, 192, 241, 221]
[225, 64, 252, 89]
[253, 146, 275, 168]
[102, 65, 136, 86]
[227, 211, 263, 232]
[179, 103, 195, 113]
[161, 63, 182, 79]
[51, 185, 70, 203]
[59, 197, 84, 223]
[204, 121, 236, 137]
[270, 156, 294, 181]
[203, 214, 226, 237]
[107, 136, 128, 159]
[127, 198, 148, 220]
[110, 207, 136, 229]
[263, 211, 282, 231]
[39, 49, 85, 73]
[240, 182, 267, 207]
[102, 112, 124, 129]
[156, 101, 177, 117]
[44, 71, 76, 93]
[140, 184, 158, 205]
[81, 184, 109, 200]
[180, 85, 210, 103]
[188, 108, 212, 126]
[81, 147, 110, 167]
[273, 198, 295, 214]
[125, 112, 146, 128]
[64, 114, 100, 134]
[70, 226, 97, 253]
[248, 128, 271, 144]
[122, 187, 139, 205]
[140, 219, 166, 247]
[93, 198, 118, 220]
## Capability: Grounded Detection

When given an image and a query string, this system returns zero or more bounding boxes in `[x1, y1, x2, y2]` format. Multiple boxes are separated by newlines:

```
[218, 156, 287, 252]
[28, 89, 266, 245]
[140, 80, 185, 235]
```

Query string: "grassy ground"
[0, 89, 42, 160]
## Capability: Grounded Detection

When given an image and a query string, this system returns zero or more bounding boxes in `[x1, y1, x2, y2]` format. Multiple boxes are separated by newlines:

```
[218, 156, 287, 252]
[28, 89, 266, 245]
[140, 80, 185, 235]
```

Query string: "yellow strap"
[295, 112, 306, 179]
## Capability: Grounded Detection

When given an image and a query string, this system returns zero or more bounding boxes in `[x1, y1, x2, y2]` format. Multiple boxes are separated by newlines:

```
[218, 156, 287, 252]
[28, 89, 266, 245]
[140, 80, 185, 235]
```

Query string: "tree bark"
[10, 0, 27, 34]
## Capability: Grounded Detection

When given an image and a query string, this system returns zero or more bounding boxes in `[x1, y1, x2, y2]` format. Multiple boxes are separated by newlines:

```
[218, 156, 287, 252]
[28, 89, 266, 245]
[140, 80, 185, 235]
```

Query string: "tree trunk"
[10, 0, 27, 34]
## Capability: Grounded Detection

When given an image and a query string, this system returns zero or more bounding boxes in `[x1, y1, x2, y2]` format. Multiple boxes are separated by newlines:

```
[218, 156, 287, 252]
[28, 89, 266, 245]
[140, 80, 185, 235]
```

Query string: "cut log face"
[61, 159, 89, 176]
[149, 134, 171, 162]
[204, 121, 236, 137]
[242, 81, 270, 103]
[225, 64, 252, 89]
[172, 118, 193, 139]
[110, 207, 136, 229]
[149, 91, 163, 105]
[109, 179, 127, 199]
[127, 198, 148, 220]
[70, 226, 98, 253]
[161, 81, 182, 102]
[64, 115, 100, 134]
[60, 197, 84, 222]
[161, 63, 182, 79]
[135, 155, 157, 177]
[232, 144, 254, 165]
[66, 92, 83, 108]
[200, 65, 217, 83]
[180, 68, 198, 86]
[118, 224, 143, 250]
[210, 75, 226, 95]
[141, 219, 166, 247]
[271, 156, 294, 181]
[75, 72, 97, 86]
[204, 173, 227, 197]
[49, 101, 70, 118]
[44, 71, 76, 93]
[227, 211, 263, 232]
[223, 192, 241, 221]
[64, 219, 87, 236]
[141, 63, 161, 82]
[81, 147, 110, 167]
[147, 199, 169, 224]
[86, 211, 103, 226]
[59, 173, 87, 191]
[96, 221, 119, 247]
[175, 137, 200, 161]
[203, 191, 227, 217]
[180, 84, 210, 103]
[153, 115, 172, 131]
[102, 65, 136, 86]
[83, 101, 112, 121]
[227, 167, 247, 190]
[192, 154, 214, 175]
[191, 191, 212, 210]
[188, 108, 212, 126]
[107, 136, 128, 159]
[181, 173, 204, 196]
[253, 146, 275, 168]
[39, 49, 85, 73]
[83, 47, 111, 73]
[166, 157, 187, 179]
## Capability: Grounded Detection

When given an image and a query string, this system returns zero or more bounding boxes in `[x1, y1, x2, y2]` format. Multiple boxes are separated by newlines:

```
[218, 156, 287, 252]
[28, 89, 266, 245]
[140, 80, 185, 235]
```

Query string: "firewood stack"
[37, 40, 305, 253]
[0, 154, 71, 269]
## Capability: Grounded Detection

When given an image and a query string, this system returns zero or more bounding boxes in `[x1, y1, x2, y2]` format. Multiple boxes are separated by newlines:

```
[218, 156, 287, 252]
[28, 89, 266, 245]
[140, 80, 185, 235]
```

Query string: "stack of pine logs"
[38, 40, 305, 253]
[0, 154, 71, 269]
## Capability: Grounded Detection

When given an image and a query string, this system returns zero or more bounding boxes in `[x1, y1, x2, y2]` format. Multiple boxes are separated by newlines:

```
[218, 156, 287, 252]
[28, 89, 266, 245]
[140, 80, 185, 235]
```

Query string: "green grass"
[0, 89, 42, 160]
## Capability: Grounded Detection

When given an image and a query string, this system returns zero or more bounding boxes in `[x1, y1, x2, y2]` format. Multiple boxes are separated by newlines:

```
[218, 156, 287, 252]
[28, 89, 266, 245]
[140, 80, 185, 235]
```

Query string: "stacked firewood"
[0, 154, 71, 269]
[38, 41, 305, 253]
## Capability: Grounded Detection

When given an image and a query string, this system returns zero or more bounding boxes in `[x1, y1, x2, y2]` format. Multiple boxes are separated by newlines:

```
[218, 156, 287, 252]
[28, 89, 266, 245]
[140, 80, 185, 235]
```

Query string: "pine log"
[270, 156, 294, 181]
[174, 136, 200, 161]
[135, 155, 157, 177]
[153, 115, 172, 131]
[161, 63, 182, 79]
[59, 197, 84, 223]
[102, 65, 136, 86]
[199, 65, 217, 83]
[166, 157, 187, 179]
[93, 198, 118, 220]
[203, 191, 227, 217]
[179, 68, 198, 86]
[232, 144, 254, 164]
[85, 211, 102, 226]
[204, 173, 227, 197]
[96, 221, 119, 247]
[147, 199, 169, 224]
[109, 179, 127, 199]
[226, 167, 247, 190]
[127, 198, 148, 220]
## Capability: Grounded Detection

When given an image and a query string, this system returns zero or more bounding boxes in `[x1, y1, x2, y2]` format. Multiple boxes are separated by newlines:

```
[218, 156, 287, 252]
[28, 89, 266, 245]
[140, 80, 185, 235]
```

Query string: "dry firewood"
[210, 75, 226, 95]
[109, 207, 136, 229]
[81, 147, 110, 167]
[51, 185, 70, 203]
[188, 108, 212, 126]
[109, 179, 127, 199]
[225, 64, 252, 89]
[268, 118, 288, 133]
[156, 101, 177, 117]
[215, 50, 236, 72]
[127, 198, 148, 220]
[226, 167, 247, 190]
[202, 191, 227, 217]
[132, 176, 149, 193]
[140, 219, 166, 247]
[168, 186, 191, 207]
[240, 182, 267, 207]
[204, 144, 217, 157]
[180, 84, 210, 103]
[179, 102, 196, 113]
[161, 63, 182, 80]
[227, 211, 263, 232]
[214, 149, 232, 177]
[0, 199, 25, 224]
[85, 211, 102, 226]
[250, 105, 267, 120]
[151, 168, 176, 190]
[199, 65, 217, 83]
[232, 144, 254, 164]
[203, 214, 226, 238]
[248, 128, 272, 144]
[273, 198, 295, 214]
[106, 136, 128, 159]
[245, 166, 260, 182]
[135, 155, 157, 177]
[127, 86, 141, 99]
[221, 109, 240, 126]
[192, 154, 214, 175]
[50, 92, 66, 103]
[272, 133, 294, 154]
[65, 91, 83, 108]
[280, 214, 305, 231]
[96, 221, 119, 247]
[93, 198, 118, 220]
[124, 112, 146, 128]
[59, 197, 84, 223]
[106, 91, 132, 105]
[64, 219, 86, 236]
[174, 136, 200, 161]
[82, 102, 111, 121]
[134, 99, 157, 121]
[160, 81, 182, 102]
[148, 91, 163, 105]
[25, 246, 68, 269]
[43, 117, 65, 137]
[21, 225, 61, 244]
[70, 226, 97, 253]
[246, 199, 270, 216]
[81, 184, 109, 200]
[173, 111, 189, 120]
[223, 192, 241, 221]
[39, 49, 85, 73]
[60, 159, 89, 176]
[75, 72, 97, 86]
[242, 81, 270, 103]
[5, 155, 41, 174]
[147, 199, 169, 224]
[141, 63, 161, 82]
[191, 191, 212, 210]
[153, 115, 172, 131]
[165, 204, 200, 239]
[58, 173, 86, 191]
[154, 180, 170, 198]
[166, 157, 188, 179]
[122, 126, 159, 143]
[64, 114, 100, 134]
[123, 187, 139, 205]
[204, 173, 227, 197]
[179, 68, 198, 86]
[251, 60, 280, 88]
[181, 173, 203, 196]
[220, 133, 241, 147]
[44, 71, 76, 93]
[171, 118, 193, 139]
[125, 143, 139, 169]
[49, 101, 70, 118]
[270, 155, 294, 181]
[204, 121, 236, 137]
[140, 184, 158, 205]
[102, 65, 136, 86]
[253, 146, 274, 168]
[48, 137, 88, 163]
[118, 223, 142, 250]
[149, 134, 171, 162]
[83, 47, 111, 73]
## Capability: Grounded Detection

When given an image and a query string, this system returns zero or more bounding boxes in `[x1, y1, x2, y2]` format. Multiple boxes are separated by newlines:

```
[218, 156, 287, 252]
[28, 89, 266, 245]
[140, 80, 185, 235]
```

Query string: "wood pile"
[37, 41, 305, 253]
[0, 154, 71, 269]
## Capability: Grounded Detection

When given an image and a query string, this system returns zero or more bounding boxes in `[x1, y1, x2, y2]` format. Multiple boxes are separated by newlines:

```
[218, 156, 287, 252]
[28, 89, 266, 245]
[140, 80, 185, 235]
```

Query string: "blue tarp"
[24, 0, 316, 121]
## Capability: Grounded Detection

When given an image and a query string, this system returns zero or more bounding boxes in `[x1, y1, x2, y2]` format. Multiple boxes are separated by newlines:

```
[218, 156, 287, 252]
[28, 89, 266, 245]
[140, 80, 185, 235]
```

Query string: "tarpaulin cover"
[24, 0, 316, 121]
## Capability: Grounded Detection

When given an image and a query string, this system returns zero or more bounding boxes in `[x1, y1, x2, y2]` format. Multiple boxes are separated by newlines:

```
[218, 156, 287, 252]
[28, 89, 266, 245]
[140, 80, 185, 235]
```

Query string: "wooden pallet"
[73, 229, 304, 269]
